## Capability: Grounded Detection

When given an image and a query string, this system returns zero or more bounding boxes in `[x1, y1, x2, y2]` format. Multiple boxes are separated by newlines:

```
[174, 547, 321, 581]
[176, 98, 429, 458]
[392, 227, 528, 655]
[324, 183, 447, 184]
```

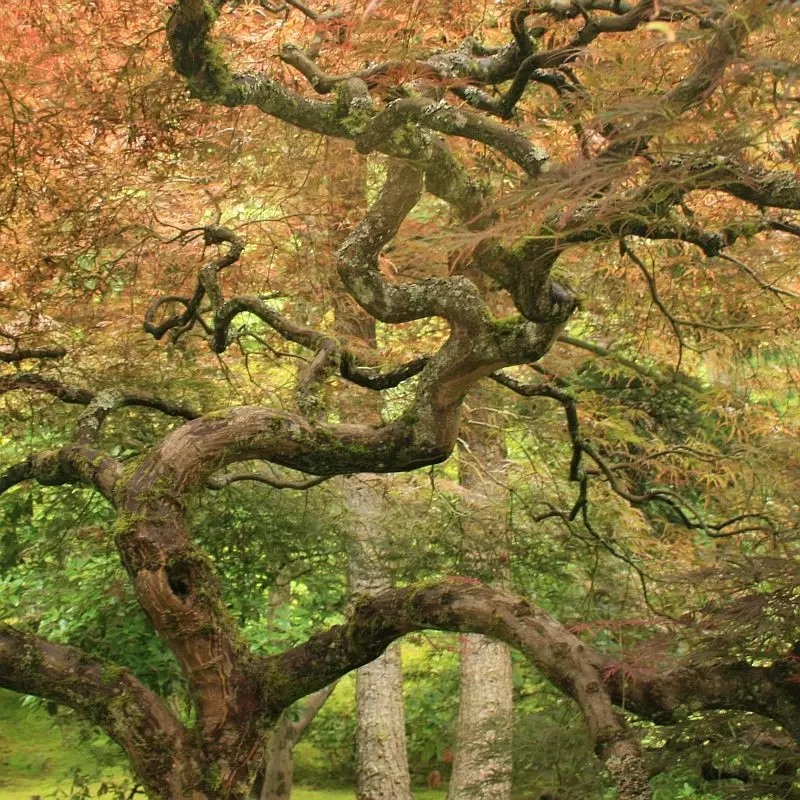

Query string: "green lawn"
[0, 687, 128, 799]
[0, 690, 445, 799]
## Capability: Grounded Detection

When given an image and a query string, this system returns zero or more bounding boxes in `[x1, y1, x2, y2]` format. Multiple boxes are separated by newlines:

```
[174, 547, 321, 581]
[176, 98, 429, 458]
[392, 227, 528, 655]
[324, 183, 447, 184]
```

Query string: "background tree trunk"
[327, 139, 413, 800]
[258, 683, 337, 800]
[448, 396, 514, 800]
[346, 477, 414, 800]
[259, 717, 295, 800]
[448, 636, 513, 800]
[253, 575, 336, 800]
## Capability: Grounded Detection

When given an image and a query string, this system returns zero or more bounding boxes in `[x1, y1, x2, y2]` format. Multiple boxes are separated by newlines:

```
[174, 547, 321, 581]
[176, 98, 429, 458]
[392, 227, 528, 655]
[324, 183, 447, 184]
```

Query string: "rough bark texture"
[354, 642, 412, 800]
[449, 396, 513, 800]
[346, 478, 413, 800]
[448, 635, 514, 800]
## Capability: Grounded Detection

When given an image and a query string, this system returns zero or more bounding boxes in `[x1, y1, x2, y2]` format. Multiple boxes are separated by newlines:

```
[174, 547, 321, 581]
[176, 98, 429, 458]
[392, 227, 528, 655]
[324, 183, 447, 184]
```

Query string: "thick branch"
[0, 446, 122, 502]
[0, 623, 196, 797]
[337, 162, 485, 325]
[267, 581, 800, 751]
[355, 96, 549, 176]
[267, 582, 653, 797]
[167, 4, 486, 219]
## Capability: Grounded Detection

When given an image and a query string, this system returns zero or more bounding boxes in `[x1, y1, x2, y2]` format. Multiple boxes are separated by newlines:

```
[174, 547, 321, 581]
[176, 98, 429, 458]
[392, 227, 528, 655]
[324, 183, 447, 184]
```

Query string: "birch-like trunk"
[448, 635, 513, 800]
[259, 717, 294, 800]
[346, 477, 413, 800]
[448, 397, 514, 800]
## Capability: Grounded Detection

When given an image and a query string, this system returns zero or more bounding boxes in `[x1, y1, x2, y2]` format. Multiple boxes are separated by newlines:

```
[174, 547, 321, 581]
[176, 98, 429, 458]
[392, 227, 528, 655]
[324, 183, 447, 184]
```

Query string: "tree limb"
[0, 446, 122, 502]
[0, 623, 196, 796]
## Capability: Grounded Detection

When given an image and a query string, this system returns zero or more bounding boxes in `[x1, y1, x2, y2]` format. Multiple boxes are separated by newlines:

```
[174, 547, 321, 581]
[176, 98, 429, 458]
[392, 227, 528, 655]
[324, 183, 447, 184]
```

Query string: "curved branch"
[598, 7, 757, 158]
[340, 353, 430, 390]
[490, 370, 583, 479]
[266, 582, 654, 798]
[207, 470, 330, 490]
[74, 389, 200, 445]
[0, 373, 94, 403]
[144, 225, 244, 342]
[166, 4, 486, 219]
[0, 373, 200, 446]
[211, 293, 328, 354]
[674, 157, 800, 210]
[0, 446, 122, 502]
[0, 623, 197, 797]
[265, 581, 800, 750]
[355, 96, 549, 176]
[337, 161, 491, 327]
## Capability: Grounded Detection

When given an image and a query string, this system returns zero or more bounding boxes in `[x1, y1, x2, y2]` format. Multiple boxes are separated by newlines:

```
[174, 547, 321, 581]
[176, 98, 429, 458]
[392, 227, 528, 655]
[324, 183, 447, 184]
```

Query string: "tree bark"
[449, 396, 513, 800]
[346, 477, 414, 800]
[328, 138, 414, 800]
[257, 684, 336, 800]
[259, 717, 295, 800]
[355, 643, 412, 800]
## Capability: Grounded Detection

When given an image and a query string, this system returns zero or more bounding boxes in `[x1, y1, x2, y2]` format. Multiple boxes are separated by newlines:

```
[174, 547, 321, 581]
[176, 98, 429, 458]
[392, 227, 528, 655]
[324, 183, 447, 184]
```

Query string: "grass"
[0, 688, 129, 799]
[0, 690, 446, 799]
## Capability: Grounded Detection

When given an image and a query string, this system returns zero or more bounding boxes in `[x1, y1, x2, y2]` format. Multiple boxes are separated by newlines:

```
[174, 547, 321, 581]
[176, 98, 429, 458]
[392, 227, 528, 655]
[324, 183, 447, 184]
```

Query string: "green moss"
[132, 474, 181, 508]
[202, 762, 223, 791]
[100, 664, 126, 686]
[203, 407, 233, 420]
[111, 511, 146, 542]
[112, 455, 145, 501]
[389, 122, 422, 153]
[169, 1, 231, 101]
[339, 108, 374, 137]
[490, 314, 524, 333]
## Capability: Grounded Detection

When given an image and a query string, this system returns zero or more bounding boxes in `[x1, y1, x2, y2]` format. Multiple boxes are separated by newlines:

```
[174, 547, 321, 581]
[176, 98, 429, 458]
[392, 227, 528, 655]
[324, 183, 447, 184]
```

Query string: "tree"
[2, 1, 800, 799]
[448, 398, 514, 800]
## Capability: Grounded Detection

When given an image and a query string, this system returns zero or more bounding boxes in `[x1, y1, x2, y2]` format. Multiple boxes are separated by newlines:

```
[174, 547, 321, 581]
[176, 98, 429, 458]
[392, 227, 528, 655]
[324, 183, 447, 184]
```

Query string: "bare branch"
[0, 373, 200, 444]
[207, 470, 330, 490]
[340, 354, 430, 390]
[661, 157, 800, 210]
[0, 344, 67, 363]
[0, 446, 122, 502]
